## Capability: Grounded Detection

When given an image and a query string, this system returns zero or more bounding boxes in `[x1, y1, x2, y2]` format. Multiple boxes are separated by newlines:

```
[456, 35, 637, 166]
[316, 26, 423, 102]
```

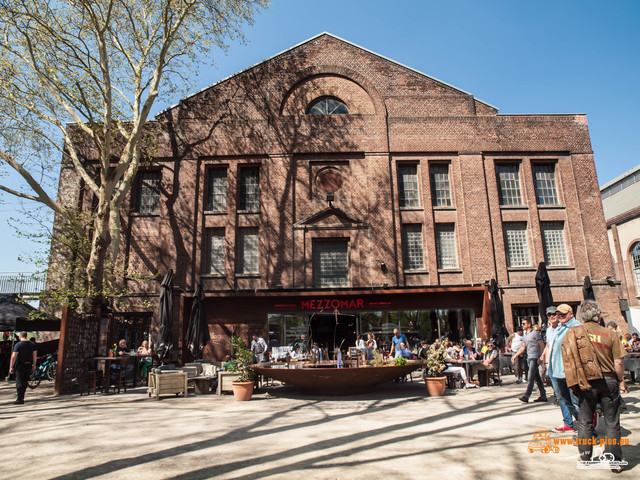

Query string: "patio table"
[90, 355, 141, 391]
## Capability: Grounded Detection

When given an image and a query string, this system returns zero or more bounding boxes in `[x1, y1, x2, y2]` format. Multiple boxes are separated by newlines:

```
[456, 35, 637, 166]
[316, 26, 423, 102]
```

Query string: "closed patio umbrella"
[185, 284, 210, 358]
[155, 270, 174, 360]
[583, 275, 595, 300]
[535, 262, 554, 328]
[489, 279, 508, 348]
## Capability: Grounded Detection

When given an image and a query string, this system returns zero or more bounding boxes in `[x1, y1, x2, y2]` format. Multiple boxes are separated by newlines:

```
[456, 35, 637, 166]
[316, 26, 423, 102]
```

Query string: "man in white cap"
[545, 304, 581, 432]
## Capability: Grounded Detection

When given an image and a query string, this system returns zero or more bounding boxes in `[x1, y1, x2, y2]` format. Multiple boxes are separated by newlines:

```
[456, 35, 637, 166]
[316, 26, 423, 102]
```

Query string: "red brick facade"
[54, 34, 624, 360]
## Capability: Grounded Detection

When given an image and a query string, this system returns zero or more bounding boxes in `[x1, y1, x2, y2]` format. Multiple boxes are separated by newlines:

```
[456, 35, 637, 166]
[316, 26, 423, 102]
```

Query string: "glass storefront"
[268, 308, 477, 355]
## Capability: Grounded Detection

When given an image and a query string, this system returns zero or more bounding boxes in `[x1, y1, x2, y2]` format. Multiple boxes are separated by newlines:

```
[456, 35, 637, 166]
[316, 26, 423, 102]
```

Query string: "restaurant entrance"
[309, 313, 357, 354]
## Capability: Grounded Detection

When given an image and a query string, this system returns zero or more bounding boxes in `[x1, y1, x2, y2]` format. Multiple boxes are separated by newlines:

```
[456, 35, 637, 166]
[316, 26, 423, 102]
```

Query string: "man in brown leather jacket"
[561, 299, 627, 471]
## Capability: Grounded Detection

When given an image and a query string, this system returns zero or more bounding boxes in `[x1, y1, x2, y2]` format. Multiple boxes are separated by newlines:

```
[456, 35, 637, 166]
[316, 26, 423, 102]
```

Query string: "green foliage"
[230, 335, 255, 382]
[370, 349, 385, 367]
[424, 343, 447, 377]
[394, 356, 408, 366]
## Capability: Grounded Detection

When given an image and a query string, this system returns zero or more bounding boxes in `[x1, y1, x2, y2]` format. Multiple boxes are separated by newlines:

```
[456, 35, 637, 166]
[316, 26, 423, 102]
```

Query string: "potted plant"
[423, 343, 447, 396]
[229, 336, 256, 401]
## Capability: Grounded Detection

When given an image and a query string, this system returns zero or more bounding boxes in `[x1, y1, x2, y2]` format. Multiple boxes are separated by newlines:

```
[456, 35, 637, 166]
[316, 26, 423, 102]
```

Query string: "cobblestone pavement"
[1, 375, 638, 479]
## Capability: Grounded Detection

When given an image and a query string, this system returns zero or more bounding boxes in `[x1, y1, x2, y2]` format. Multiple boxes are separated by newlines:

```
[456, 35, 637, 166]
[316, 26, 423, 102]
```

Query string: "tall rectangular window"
[207, 169, 227, 212]
[136, 171, 161, 214]
[541, 221, 568, 266]
[313, 241, 349, 288]
[496, 164, 522, 206]
[533, 164, 559, 205]
[435, 224, 458, 269]
[430, 164, 452, 207]
[398, 164, 419, 208]
[238, 227, 259, 274]
[402, 224, 425, 270]
[239, 167, 260, 212]
[503, 222, 530, 267]
[205, 228, 225, 275]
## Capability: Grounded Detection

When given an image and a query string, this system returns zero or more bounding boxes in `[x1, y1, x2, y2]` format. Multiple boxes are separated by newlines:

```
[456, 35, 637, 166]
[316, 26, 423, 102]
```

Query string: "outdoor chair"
[80, 359, 103, 395]
[107, 365, 127, 394]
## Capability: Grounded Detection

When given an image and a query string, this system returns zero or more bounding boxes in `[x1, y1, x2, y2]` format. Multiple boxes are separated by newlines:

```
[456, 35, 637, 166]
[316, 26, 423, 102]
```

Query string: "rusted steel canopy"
[255, 363, 422, 395]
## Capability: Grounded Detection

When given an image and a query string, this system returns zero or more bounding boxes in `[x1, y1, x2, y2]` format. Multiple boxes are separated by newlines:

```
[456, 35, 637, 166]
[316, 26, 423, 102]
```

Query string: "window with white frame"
[435, 224, 458, 269]
[205, 228, 225, 275]
[541, 221, 569, 266]
[533, 164, 559, 205]
[313, 240, 349, 288]
[503, 222, 530, 267]
[402, 224, 425, 270]
[207, 169, 227, 212]
[239, 167, 260, 212]
[632, 242, 640, 293]
[398, 164, 420, 208]
[430, 164, 452, 207]
[237, 227, 259, 274]
[136, 171, 161, 214]
[306, 96, 349, 115]
[496, 164, 522, 206]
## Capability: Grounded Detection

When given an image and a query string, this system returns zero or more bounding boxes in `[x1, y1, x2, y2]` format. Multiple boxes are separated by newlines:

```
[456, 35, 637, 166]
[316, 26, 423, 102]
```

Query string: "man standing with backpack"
[9, 331, 37, 405]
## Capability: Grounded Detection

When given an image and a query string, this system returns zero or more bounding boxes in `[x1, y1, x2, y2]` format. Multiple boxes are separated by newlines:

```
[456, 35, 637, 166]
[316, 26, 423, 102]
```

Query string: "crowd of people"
[506, 301, 631, 471]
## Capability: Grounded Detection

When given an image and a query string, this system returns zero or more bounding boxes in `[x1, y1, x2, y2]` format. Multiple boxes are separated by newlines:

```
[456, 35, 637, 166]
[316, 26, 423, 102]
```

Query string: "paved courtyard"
[1, 376, 638, 479]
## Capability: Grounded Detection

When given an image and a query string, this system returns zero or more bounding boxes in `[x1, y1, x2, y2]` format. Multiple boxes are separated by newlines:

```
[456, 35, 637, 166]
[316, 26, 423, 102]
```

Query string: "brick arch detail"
[279, 65, 385, 117]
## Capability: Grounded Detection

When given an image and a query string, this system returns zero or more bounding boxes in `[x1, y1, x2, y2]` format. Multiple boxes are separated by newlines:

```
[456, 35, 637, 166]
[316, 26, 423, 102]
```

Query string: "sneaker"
[464, 383, 477, 389]
[552, 423, 574, 433]
[515, 379, 522, 384]
[13, 400, 24, 405]
[519, 395, 529, 403]
[533, 397, 548, 403]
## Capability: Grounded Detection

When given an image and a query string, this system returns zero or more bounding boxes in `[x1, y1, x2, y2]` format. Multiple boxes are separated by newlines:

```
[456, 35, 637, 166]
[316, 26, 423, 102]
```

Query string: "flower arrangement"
[424, 343, 447, 377]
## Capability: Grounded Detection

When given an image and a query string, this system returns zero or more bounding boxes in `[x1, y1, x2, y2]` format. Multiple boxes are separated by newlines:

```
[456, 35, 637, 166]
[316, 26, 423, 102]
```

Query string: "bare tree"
[0, 0, 268, 310]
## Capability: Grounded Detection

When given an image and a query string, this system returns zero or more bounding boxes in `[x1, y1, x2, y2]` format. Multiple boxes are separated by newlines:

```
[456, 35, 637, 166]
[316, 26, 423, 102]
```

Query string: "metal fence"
[0, 273, 47, 294]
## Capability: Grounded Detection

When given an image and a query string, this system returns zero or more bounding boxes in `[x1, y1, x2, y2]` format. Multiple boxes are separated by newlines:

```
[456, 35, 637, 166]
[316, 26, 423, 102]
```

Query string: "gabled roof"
[158, 32, 497, 115]
[295, 206, 369, 229]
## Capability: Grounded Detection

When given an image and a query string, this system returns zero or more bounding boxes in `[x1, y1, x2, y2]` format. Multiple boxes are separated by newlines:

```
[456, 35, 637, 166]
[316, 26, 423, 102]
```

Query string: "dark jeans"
[524, 358, 546, 399]
[15, 362, 32, 402]
[577, 376, 622, 461]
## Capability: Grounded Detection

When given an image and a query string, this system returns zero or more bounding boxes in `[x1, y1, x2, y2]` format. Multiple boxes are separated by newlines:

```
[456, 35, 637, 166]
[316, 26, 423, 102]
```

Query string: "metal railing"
[0, 272, 47, 294]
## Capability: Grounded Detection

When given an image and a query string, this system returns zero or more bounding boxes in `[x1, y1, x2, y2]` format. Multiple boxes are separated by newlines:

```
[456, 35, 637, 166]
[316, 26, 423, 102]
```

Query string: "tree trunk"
[84, 202, 111, 311]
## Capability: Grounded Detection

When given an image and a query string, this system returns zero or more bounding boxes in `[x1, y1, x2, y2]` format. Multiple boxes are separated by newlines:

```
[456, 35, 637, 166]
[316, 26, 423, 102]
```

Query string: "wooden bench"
[216, 371, 241, 395]
[147, 371, 188, 400]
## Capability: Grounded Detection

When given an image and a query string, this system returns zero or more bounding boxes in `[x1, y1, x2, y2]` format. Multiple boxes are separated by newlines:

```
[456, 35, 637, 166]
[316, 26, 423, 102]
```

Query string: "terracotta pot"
[231, 381, 254, 401]
[424, 376, 446, 396]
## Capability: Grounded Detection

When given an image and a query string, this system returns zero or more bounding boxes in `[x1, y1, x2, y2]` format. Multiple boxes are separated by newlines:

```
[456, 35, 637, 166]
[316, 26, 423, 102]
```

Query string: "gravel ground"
[1, 375, 638, 479]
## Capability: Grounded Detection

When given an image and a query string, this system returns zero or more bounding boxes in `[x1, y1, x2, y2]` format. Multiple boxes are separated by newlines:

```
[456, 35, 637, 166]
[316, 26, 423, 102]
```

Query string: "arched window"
[632, 242, 640, 292]
[306, 96, 349, 115]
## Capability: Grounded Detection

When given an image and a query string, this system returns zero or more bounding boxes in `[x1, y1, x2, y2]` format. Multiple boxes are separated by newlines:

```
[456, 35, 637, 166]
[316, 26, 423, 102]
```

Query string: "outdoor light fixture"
[326, 192, 334, 207]
[380, 262, 387, 273]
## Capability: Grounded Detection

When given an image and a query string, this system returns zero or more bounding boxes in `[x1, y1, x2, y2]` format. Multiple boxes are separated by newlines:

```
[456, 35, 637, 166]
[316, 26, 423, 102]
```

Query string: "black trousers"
[577, 376, 622, 461]
[15, 363, 32, 402]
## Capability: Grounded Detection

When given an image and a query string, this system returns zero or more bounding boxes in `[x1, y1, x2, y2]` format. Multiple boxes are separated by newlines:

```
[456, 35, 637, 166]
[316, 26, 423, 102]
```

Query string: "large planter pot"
[231, 381, 254, 401]
[424, 376, 446, 396]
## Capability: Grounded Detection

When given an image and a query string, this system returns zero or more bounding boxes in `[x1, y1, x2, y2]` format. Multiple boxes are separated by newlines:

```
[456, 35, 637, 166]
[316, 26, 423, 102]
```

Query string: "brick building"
[53, 33, 624, 361]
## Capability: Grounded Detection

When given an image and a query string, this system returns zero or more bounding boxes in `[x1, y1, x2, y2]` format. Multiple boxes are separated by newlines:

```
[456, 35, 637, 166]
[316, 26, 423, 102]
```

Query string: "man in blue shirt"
[389, 328, 409, 357]
[545, 304, 581, 432]
[394, 342, 413, 359]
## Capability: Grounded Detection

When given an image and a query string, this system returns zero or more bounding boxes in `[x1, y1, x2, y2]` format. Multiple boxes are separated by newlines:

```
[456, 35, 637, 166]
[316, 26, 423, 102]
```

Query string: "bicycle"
[28, 353, 57, 389]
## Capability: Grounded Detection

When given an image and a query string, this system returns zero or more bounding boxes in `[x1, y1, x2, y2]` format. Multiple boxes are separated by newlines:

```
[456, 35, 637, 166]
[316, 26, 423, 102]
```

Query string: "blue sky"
[1, 0, 639, 272]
